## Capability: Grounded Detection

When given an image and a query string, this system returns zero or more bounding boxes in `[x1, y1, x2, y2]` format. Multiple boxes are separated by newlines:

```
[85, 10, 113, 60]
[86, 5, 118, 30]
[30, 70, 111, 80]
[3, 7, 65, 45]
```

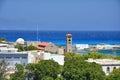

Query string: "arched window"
[113, 67, 116, 70]
[107, 67, 110, 73]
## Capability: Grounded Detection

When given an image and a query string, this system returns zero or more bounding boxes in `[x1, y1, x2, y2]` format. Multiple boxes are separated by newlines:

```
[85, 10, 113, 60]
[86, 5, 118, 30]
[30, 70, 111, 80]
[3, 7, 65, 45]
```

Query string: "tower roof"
[66, 34, 72, 37]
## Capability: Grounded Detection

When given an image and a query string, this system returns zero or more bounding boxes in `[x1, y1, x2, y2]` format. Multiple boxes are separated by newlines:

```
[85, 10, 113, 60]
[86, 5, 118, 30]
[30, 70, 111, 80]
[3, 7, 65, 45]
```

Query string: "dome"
[16, 38, 25, 44]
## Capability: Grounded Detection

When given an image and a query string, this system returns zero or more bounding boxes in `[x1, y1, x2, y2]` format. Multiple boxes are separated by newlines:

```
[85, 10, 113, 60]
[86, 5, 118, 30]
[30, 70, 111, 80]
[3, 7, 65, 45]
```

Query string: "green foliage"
[15, 45, 38, 51]
[55, 76, 64, 80]
[15, 45, 24, 52]
[87, 52, 103, 59]
[63, 59, 105, 80]
[10, 64, 25, 80]
[63, 52, 105, 80]
[24, 45, 38, 51]
[41, 76, 54, 80]
[114, 56, 120, 60]
[0, 60, 7, 80]
[64, 52, 85, 62]
[0, 38, 7, 42]
[26, 60, 62, 80]
[106, 68, 120, 80]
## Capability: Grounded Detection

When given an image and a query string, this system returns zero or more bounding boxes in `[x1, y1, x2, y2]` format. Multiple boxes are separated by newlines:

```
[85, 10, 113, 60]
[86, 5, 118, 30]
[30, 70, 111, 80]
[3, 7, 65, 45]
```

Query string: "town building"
[36, 51, 64, 65]
[0, 44, 18, 52]
[75, 44, 89, 50]
[66, 34, 72, 52]
[87, 58, 120, 75]
[37, 42, 64, 54]
[0, 44, 34, 73]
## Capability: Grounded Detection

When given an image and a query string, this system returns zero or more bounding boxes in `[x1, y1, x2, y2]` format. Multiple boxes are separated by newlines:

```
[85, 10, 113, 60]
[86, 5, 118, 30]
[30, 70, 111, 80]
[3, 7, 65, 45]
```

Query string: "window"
[107, 67, 110, 73]
[113, 67, 116, 70]
[8, 50, 11, 52]
[23, 63, 26, 66]
[14, 57, 20, 59]
[6, 57, 12, 59]
[69, 39, 71, 41]
[22, 57, 27, 59]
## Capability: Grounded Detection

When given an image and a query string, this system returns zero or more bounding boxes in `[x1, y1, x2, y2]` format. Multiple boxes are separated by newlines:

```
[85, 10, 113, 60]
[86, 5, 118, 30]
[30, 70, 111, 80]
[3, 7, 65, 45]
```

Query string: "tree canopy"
[26, 60, 62, 80]
[63, 52, 105, 80]
[106, 68, 120, 80]
[10, 64, 25, 80]
[0, 60, 7, 80]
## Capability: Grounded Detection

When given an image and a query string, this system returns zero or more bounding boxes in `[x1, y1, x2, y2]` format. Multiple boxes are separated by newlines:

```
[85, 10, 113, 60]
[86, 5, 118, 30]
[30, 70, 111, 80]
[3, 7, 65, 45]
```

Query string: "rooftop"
[87, 58, 120, 66]
[66, 34, 72, 37]
[38, 42, 51, 47]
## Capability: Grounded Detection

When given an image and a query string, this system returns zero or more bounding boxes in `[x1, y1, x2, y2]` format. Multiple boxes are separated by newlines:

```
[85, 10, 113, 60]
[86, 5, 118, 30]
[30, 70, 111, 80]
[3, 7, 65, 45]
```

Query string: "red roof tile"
[38, 42, 51, 47]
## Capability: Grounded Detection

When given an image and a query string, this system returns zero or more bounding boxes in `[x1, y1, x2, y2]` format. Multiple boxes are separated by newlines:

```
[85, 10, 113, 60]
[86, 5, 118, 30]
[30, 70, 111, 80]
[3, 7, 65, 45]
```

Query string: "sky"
[0, 0, 120, 31]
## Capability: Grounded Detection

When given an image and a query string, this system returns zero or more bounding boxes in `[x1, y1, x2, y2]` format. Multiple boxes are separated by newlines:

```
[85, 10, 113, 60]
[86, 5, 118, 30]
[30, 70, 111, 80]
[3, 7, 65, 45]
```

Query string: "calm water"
[0, 30, 120, 55]
[0, 30, 120, 45]
[74, 50, 120, 56]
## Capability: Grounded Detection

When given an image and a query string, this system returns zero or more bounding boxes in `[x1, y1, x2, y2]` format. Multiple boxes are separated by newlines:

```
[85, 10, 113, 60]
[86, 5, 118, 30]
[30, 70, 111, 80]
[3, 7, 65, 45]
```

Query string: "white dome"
[16, 38, 25, 44]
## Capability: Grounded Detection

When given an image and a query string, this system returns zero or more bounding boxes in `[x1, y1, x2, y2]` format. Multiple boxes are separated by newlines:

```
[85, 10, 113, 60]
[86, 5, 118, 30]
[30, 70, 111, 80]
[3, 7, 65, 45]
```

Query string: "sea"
[0, 30, 120, 55]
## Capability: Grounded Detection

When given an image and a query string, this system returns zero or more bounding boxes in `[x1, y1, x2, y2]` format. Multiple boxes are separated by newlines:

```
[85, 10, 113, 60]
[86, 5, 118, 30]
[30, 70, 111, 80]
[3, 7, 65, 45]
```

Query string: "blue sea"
[0, 30, 120, 55]
[0, 30, 120, 45]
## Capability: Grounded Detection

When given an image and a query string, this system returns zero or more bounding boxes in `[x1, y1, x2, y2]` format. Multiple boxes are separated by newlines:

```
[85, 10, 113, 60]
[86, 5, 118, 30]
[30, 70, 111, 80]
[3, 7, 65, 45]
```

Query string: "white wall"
[40, 52, 64, 65]
[102, 66, 120, 75]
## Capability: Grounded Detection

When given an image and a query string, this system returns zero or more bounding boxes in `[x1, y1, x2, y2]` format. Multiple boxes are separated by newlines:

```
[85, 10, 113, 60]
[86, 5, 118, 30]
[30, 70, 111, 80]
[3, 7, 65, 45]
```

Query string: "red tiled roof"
[38, 42, 51, 47]
[66, 34, 72, 37]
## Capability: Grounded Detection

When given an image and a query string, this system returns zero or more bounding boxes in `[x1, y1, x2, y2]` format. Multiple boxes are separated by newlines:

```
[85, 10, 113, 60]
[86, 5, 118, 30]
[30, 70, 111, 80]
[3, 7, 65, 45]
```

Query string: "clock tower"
[66, 34, 72, 52]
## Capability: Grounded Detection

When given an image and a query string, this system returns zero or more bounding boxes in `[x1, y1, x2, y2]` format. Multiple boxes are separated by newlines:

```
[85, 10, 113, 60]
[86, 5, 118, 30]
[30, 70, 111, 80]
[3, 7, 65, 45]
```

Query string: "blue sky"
[0, 0, 120, 31]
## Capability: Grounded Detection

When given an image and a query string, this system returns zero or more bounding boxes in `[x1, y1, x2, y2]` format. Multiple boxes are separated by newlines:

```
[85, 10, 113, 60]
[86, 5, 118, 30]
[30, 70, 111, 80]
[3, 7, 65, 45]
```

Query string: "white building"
[0, 44, 18, 52]
[96, 44, 113, 50]
[75, 44, 89, 50]
[87, 58, 120, 75]
[37, 52, 64, 65]
[0, 44, 34, 73]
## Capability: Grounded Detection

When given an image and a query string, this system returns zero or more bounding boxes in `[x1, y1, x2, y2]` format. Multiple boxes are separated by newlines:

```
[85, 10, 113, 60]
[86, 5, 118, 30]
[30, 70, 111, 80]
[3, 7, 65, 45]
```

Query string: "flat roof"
[87, 59, 120, 66]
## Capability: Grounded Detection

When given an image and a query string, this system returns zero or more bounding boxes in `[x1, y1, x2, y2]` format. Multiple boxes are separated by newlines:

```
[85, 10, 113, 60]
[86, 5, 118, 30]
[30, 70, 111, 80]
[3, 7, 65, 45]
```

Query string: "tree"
[0, 60, 7, 80]
[63, 52, 105, 80]
[114, 56, 120, 60]
[24, 45, 38, 51]
[55, 76, 64, 80]
[10, 64, 25, 80]
[15, 45, 24, 52]
[0, 38, 7, 42]
[25, 63, 36, 80]
[26, 60, 62, 80]
[87, 52, 103, 59]
[41, 76, 54, 80]
[63, 60, 105, 80]
[106, 68, 120, 80]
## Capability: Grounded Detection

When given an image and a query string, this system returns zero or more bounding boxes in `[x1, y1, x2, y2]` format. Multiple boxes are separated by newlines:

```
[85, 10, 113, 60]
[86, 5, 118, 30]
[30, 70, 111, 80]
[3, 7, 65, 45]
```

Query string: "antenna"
[37, 24, 39, 45]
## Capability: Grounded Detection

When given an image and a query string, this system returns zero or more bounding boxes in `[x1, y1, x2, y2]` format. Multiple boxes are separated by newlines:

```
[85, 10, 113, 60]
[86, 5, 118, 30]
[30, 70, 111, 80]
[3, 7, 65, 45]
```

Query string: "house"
[75, 44, 89, 50]
[0, 44, 34, 73]
[37, 42, 64, 54]
[37, 51, 64, 65]
[86, 58, 120, 75]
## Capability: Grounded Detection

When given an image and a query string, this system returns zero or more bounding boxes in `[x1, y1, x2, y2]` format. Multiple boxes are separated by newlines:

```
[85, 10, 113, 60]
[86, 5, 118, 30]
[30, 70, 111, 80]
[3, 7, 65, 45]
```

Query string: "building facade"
[87, 58, 120, 75]
[66, 34, 72, 52]
[37, 51, 64, 65]
[0, 43, 34, 72]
